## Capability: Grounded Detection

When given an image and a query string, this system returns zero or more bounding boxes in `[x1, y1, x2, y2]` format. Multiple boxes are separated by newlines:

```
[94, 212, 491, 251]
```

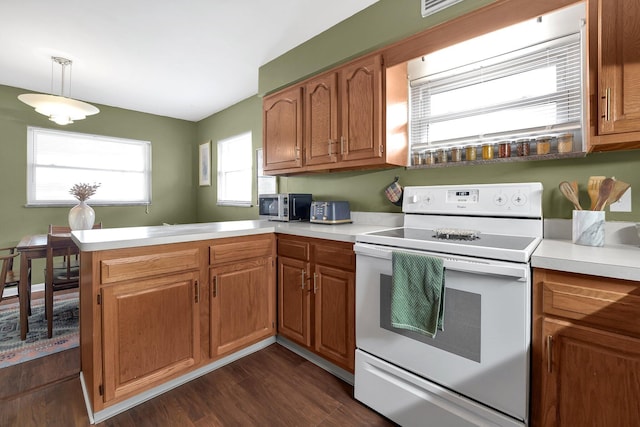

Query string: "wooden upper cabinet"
[305, 72, 339, 167]
[262, 53, 408, 175]
[589, 0, 640, 151]
[263, 85, 303, 171]
[339, 54, 383, 163]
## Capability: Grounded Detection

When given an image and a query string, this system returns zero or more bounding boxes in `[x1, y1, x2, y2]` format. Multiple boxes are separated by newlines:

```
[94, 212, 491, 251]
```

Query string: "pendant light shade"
[18, 56, 99, 125]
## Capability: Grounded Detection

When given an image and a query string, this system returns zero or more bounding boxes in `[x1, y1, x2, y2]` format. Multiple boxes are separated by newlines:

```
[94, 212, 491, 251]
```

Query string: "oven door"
[354, 242, 530, 425]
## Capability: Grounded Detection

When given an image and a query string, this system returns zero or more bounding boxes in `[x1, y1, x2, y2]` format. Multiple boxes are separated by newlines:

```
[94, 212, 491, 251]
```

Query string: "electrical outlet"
[609, 187, 632, 212]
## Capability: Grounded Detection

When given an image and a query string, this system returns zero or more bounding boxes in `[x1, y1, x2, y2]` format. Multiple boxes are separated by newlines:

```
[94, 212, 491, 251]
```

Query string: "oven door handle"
[355, 243, 528, 280]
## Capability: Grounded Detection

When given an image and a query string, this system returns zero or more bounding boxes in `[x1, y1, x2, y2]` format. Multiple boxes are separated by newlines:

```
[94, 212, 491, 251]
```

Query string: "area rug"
[0, 292, 79, 368]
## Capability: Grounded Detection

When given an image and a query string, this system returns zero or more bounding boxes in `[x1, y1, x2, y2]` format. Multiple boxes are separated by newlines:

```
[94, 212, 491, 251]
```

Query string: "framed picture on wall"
[199, 140, 211, 186]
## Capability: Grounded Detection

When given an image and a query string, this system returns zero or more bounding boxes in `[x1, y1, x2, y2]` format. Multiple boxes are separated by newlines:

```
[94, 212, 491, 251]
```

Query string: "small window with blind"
[217, 132, 252, 207]
[409, 3, 586, 165]
[26, 126, 151, 206]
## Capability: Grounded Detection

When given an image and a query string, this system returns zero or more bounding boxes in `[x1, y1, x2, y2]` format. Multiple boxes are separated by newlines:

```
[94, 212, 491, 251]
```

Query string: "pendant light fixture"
[18, 56, 99, 125]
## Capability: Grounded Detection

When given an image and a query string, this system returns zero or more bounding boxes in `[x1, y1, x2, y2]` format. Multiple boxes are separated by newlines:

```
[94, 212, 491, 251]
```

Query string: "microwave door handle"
[292, 198, 297, 216]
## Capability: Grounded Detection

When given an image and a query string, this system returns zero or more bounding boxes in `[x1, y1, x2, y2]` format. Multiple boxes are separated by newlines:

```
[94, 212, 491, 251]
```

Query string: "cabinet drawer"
[210, 235, 273, 266]
[542, 272, 640, 337]
[315, 242, 355, 271]
[277, 237, 310, 261]
[101, 248, 200, 284]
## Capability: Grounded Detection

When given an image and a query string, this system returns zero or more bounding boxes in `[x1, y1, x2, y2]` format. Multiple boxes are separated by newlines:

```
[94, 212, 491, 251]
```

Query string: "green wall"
[252, 0, 640, 222]
[195, 96, 263, 222]
[3, 0, 640, 261]
[0, 84, 197, 280]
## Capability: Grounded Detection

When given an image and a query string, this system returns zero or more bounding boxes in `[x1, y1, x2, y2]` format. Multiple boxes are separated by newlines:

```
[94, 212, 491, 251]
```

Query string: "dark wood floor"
[0, 343, 396, 426]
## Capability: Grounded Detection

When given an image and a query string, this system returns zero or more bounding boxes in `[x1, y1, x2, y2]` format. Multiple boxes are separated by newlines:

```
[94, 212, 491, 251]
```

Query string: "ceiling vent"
[421, 0, 465, 17]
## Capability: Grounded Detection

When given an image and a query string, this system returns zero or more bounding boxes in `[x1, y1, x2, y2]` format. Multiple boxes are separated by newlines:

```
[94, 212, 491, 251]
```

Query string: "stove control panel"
[403, 182, 543, 217]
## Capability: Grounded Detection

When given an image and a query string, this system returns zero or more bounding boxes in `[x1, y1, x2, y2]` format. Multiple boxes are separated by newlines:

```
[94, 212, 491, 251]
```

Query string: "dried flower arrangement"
[69, 182, 101, 202]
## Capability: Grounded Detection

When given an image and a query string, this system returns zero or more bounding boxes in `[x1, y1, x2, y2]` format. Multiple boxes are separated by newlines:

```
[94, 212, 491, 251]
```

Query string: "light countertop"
[72, 216, 640, 282]
[533, 219, 640, 281]
[532, 238, 640, 282]
[71, 217, 399, 252]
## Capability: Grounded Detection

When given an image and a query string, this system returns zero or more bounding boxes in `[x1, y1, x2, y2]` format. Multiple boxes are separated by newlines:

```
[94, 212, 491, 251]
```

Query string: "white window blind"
[410, 33, 583, 150]
[27, 127, 151, 206]
[421, 0, 465, 18]
[217, 132, 252, 207]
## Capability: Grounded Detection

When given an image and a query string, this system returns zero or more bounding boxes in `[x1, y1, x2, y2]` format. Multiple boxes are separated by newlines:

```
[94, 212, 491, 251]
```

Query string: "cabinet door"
[263, 86, 303, 171]
[597, 0, 640, 135]
[313, 264, 355, 371]
[305, 73, 339, 166]
[210, 257, 275, 358]
[541, 319, 640, 426]
[101, 271, 200, 403]
[277, 255, 311, 346]
[339, 54, 383, 163]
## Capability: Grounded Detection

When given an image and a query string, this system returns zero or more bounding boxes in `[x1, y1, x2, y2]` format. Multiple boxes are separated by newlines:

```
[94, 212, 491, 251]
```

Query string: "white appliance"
[354, 182, 543, 426]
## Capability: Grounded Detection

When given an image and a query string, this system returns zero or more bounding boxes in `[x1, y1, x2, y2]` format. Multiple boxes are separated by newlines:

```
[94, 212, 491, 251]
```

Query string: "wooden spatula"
[594, 177, 615, 211]
[607, 179, 631, 206]
[587, 176, 606, 210]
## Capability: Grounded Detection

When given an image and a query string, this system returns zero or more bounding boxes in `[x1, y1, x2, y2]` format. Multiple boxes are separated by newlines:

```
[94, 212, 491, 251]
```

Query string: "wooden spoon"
[587, 176, 606, 210]
[594, 177, 615, 211]
[559, 181, 582, 210]
[607, 179, 631, 205]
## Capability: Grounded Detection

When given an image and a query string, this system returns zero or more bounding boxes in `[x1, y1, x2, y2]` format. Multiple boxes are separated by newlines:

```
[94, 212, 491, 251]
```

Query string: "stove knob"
[406, 194, 418, 204]
[512, 192, 527, 206]
[493, 193, 507, 206]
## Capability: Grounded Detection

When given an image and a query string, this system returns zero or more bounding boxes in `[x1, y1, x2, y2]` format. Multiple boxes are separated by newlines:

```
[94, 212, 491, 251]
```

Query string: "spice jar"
[482, 143, 494, 160]
[465, 145, 477, 161]
[536, 135, 552, 155]
[515, 139, 531, 156]
[412, 151, 421, 166]
[423, 150, 435, 165]
[436, 148, 448, 164]
[557, 133, 573, 153]
[450, 146, 462, 162]
[498, 141, 511, 158]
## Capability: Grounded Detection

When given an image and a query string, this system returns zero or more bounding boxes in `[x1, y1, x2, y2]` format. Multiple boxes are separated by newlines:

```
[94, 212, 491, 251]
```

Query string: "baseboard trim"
[276, 336, 354, 385]
[82, 336, 276, 424]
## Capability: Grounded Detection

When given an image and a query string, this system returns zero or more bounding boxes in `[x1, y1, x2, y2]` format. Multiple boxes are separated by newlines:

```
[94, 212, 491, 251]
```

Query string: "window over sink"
[408, 3, 587, 166]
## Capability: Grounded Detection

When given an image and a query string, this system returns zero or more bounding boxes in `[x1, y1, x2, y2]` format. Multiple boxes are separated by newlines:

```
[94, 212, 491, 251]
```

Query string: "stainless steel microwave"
[258, 193, 312, 222]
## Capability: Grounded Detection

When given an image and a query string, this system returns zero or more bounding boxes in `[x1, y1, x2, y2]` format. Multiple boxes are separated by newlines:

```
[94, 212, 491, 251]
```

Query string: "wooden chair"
[45, 223, 102, 338]
[0, 246, 20, 304]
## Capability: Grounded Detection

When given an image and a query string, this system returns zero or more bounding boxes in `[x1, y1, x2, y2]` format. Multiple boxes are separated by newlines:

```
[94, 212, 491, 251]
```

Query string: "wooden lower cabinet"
[313, 263, 354, 370]
[277, 234, 355, 372]
[101, 271, 200, 403]
[210, 257, 275, 357]
[532, 268, 640, 426]
[209, 234, 276, 358]
[81, 235, 276, 414]
[278, 255, 311, 346]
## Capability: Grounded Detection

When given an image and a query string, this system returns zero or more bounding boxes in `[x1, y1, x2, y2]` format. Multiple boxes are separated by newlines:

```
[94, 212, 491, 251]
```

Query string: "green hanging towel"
[391, 251, 445, 338]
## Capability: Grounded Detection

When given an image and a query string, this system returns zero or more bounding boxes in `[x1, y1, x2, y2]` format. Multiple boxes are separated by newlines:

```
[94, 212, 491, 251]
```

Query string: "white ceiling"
[0, 0, 379, 122]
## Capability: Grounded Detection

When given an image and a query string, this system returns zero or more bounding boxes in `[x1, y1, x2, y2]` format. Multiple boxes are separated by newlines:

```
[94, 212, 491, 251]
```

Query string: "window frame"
[26, 126, 152, 207]
[216, 131, 253, 207]
[408, 3, 587, 157]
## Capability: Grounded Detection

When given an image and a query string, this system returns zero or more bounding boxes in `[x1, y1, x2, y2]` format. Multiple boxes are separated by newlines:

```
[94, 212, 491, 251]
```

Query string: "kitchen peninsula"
[71, 219, 395, 423]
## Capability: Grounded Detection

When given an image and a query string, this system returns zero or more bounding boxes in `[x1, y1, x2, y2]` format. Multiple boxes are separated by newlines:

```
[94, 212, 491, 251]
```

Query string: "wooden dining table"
[16, 234, 48, 341]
